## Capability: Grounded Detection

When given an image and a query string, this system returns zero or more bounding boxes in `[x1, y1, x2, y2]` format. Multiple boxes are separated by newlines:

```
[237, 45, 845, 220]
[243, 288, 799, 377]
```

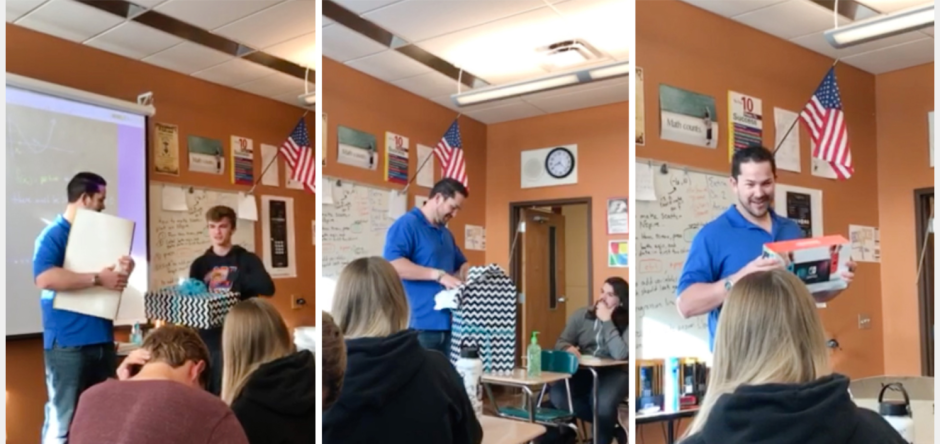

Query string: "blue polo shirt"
[34, 215, 113, 349]
[383, 207, 467, 331]
[676, 205, 804, 350]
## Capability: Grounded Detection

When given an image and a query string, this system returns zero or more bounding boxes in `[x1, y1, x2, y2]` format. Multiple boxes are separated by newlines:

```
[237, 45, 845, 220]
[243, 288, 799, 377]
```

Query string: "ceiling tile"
[263, 31, 316, 67]
[460, 100, 547, 124]
[84, 21, 183, 59]
[521, 77, 628, 114]
[856, 0, 932, 13]
[191, 57, 282, 86]
[15, 0, 125, 42]
[391, 71, 461, 99]
[273, 90, 312, 108]
[322, 24, 387, 62]
[332, 0, 404, 14]
[7, 0, 48, 22]
[134, 0, 169, 9]
[922, 26, 934, 36]
[789, 28, 927, 59]
[550, 0, 631, 60]
[345, 49, 432, 82]
[154, 0, 284, 31]
[236, 72, 311, 97]
[734, 1, 851, 40]
[363, 0, 549, 43]
[143, 42, 233, 74]
[323, 16, 334, 26]
[840, 37, 934, 74]
[214, 0, 315, 48]
[679, 0, 787, 18]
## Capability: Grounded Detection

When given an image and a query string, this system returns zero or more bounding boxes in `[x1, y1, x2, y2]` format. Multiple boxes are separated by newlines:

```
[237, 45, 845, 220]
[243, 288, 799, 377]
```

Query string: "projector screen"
[6, 78, 150, 336]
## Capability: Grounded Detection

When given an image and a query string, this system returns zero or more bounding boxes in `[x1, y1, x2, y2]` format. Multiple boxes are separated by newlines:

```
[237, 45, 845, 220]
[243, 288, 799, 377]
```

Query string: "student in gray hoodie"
[549, 277, 629, 444]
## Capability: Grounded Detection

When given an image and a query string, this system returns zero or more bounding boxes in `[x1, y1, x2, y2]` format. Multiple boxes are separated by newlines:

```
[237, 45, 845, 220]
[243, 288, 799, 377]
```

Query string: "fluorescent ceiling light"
[451, 60, 629, 107]
[824, 3, 934, 48]
[549, 49, 589, 68]
[298, 92, 315, 106]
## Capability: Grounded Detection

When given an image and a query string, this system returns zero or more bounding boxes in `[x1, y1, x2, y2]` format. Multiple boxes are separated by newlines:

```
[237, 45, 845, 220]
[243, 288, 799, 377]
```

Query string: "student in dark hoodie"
[680, 269, 907, 444]
[221, 298, 316, 444]
[190, 205, 275, 395]
[324, 256, 483, 444]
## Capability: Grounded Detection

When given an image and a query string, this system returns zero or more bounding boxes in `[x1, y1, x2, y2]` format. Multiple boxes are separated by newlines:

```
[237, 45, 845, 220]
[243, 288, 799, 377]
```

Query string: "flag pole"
[247, 112, 309, 195]
[400, 114, 461, 195]
[772, 59, 840, 155]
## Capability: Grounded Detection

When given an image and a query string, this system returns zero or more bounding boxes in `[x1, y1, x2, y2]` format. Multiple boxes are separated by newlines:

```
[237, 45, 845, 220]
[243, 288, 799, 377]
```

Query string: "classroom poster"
[607, 197, 628, 235]
[728, 91, 762, 160]
[848, 225, 880, 263]
[337, 125, 377, 170]
[260, 144, 280, 187]
[188, 135, 224, 175]
[786, 192, 813, 238]
[810, 140, 838, 179]
[416, 144, 435, 188]
[384, 132, 409, 185]
[608, 240, 629, 268]
[415, 195, 428, 208]
[774, 184, 824, 238]
[636, 67, 645, 146]
[261, 195, 297, 279]
[774, 108, 801, 173]
[231, 136, 254, 186]
[153, 123, 180, 176]
[465, 225, 485, 251]
[659, 84, 718, 148]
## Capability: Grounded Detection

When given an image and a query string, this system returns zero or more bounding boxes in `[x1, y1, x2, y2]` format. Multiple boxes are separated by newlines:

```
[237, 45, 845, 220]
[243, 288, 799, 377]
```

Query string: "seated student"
[549, 277, 630, 444]
[322, 311, 346, 411]
[221, 298, 317, 444]
[69, 325, 249, 444]
[324, 256, 483, 444]
[680, 269, 908, 444]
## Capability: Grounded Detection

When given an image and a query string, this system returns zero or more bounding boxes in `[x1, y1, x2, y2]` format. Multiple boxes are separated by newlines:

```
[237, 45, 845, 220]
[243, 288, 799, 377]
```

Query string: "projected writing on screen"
[149, 185, 256, 289]
[636, 166, 731, 360]
[321, 180, 393, 280]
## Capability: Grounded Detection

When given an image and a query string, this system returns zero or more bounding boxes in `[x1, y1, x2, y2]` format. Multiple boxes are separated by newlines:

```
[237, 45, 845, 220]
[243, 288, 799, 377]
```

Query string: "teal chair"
[493, 350, 581, 437]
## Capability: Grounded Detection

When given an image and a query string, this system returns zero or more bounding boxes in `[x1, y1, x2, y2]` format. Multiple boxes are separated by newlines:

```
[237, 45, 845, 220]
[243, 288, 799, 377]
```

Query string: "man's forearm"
[676, 281, 728, 318]
[389, 258, 440, 281]
[35, 267, 97, 292]
[458, 262, 470, 280]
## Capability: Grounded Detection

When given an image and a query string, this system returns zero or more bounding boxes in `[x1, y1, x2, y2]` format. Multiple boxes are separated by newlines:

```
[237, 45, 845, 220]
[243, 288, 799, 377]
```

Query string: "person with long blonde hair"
[680, 269, 906, 444]
[323, 256, 482, 444]
[221, 298, 316, 444]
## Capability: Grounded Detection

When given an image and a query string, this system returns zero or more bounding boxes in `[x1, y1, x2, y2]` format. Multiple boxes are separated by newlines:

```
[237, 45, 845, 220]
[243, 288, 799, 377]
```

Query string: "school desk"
[634, 407, 699, 444]
[480, 415, 546, 444]
[579, 357, 630, 444]
[482, 369, 572, 423]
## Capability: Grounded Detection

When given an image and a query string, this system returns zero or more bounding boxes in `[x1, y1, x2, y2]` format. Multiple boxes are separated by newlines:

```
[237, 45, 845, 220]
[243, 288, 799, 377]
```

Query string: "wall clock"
[545, 146, 575, 179]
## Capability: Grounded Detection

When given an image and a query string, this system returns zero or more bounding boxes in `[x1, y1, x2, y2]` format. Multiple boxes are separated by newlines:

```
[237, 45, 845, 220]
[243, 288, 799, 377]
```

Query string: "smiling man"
[676, 145, 856, 350]
[189, 205, 274, 395]
[384, 178, 470, 356]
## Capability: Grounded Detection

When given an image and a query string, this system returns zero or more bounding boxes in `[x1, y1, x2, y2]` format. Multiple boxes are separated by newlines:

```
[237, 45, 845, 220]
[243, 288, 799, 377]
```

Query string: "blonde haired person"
[323, 257, 483, 444]
[680, 269, 907, 444]
[222, 298, 316, 444]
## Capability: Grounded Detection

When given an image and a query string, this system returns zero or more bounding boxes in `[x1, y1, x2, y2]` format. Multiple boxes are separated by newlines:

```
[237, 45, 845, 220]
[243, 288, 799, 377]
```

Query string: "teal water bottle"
[526, 331, 541, 377]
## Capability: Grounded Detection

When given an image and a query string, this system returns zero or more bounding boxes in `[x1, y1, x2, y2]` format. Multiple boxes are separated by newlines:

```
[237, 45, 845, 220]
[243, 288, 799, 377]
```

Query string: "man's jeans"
[41, 342, 116, 444]
[414, 330, 452, 357]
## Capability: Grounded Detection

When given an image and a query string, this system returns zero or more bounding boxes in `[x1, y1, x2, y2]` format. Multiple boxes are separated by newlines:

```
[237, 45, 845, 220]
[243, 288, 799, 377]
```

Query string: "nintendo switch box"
[762, 235, 850, 295]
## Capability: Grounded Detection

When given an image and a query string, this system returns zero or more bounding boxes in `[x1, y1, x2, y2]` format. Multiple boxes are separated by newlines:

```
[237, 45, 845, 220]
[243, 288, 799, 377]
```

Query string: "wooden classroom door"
[520, 208, 568, 356]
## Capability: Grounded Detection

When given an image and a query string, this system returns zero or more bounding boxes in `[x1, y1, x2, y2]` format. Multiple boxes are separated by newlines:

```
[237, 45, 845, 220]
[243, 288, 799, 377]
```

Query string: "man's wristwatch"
[435, 269, 446, 283]
[92, 274, 101, 286]
[724, 277, 734, 293]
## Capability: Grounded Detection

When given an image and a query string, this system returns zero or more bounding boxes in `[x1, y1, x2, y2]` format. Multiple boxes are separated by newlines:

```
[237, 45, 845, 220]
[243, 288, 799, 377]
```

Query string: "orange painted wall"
[320, 57, 488, 269]
[6, 24, 315, 444]
[876, 63, 935, 376]
[484, 102, 630, 297]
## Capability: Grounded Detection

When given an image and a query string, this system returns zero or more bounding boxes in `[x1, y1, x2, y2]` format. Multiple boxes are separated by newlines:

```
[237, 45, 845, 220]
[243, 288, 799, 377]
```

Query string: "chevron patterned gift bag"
[448, 264, 518, 375]
[144, 288, 240, 329]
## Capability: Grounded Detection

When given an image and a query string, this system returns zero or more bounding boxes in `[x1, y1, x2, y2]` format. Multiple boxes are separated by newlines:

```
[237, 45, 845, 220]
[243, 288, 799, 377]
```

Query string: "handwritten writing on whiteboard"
[149, 184, 256, 290]
[636, 166, 732, 361]
[321, 179, 394, 280]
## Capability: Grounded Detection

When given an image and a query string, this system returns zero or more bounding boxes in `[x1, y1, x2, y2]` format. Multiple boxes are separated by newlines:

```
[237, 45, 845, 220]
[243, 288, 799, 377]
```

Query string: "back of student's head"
[142, 324, 211, 389]
[331, 256, 410, 339]
[221, 298, 293, 404]
[685, 268, 830, 437]
[322, 312, 346, 411]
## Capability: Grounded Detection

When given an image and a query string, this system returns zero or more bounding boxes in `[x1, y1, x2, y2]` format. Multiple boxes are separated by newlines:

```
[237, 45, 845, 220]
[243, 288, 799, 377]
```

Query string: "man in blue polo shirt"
[676, 146, 855, 350]
[384, 178, 469, 356]
[34, 172, 135, 444]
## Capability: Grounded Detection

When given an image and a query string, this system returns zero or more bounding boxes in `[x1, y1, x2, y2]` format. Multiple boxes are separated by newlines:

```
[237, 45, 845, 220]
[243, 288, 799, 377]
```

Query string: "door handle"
[558, 297, 566, 303]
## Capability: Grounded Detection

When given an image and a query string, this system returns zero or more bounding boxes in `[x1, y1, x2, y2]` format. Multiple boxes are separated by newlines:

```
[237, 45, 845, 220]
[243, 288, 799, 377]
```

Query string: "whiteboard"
[636, 160, 734, 361]
[148, 183, 256, 290]
[320, 177, 395, 312]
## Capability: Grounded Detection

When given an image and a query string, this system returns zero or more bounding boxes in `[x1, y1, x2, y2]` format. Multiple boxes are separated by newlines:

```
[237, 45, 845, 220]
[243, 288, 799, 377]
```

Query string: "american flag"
[279, 118, 315, 193]
[432, 120, 468, 188]
[799, 67, 854, 180]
